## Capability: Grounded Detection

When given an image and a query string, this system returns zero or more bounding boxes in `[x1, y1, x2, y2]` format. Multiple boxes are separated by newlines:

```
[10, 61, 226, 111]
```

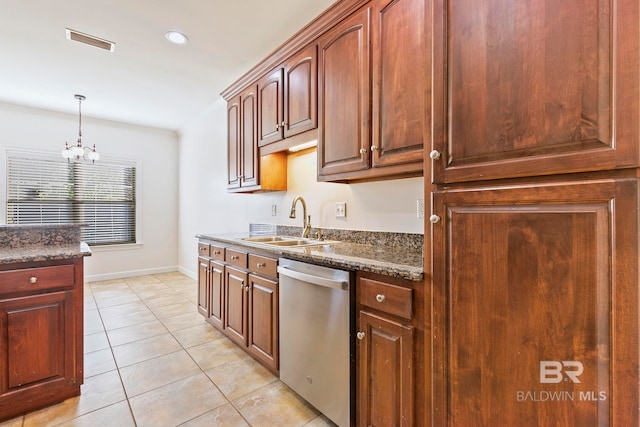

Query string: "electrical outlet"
[335, 202, 346, 218]
[271, 204, 277, 216]
[417, 198, 425, 219]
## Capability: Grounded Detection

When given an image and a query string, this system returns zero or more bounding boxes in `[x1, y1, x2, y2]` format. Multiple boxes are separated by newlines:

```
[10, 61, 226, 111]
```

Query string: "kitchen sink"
[241, 235, 336, 247]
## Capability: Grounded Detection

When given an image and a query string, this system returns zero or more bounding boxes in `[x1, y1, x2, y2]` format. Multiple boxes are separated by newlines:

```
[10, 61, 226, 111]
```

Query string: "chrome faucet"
[289, 196, 311, 238]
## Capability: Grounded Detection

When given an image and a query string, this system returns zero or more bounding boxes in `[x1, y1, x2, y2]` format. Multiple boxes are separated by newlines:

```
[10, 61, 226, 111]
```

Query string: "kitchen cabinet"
[197, 255, 209, 317]
[318, 0, 426, 182]
[227, 87, 287, 193]
[0, 259, 84, 421]
[224, 264, 249, 347]
[431, 176, 639, 426]
[258, 44, 318, 147]
[197, 244, 225, 330]
[430, 0, 640, 184]
[356, 272, 420, 427]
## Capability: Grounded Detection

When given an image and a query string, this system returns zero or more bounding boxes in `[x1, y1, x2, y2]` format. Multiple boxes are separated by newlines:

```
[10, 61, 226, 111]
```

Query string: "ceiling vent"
[65, 28, 115, 52]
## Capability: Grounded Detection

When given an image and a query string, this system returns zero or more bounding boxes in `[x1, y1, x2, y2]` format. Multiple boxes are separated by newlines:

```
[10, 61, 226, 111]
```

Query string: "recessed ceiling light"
[165, 31, 189, 45]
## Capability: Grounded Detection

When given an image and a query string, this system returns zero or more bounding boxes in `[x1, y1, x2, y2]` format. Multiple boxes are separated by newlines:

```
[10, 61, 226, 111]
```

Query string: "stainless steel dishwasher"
[277, 258, 354, 427]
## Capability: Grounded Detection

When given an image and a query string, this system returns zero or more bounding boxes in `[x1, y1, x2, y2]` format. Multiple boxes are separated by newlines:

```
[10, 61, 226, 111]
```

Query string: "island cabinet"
[430, 0, 640, 184]
[356, 271, 425, 427]
[318, 0, 426, 182]
[258, 44, 318, 147]
[0, 258, 84, 421]
[430, 175, 639, 426]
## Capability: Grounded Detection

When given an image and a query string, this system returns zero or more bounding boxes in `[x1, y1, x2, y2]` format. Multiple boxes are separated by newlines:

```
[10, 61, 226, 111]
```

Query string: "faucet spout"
[289, 196, 311, 238]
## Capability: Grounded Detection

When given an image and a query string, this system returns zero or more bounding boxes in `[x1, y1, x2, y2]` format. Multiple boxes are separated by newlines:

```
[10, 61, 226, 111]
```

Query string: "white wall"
[177, 99, 424, 278]
[0, 102, 179, 281]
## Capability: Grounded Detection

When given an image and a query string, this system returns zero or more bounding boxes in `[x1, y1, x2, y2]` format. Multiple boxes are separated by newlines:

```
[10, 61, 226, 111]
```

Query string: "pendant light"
[61, 94, 100, 163]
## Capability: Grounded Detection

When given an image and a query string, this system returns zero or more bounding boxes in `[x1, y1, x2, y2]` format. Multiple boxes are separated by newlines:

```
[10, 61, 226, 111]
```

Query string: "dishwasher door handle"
[277, 266, 349, 290]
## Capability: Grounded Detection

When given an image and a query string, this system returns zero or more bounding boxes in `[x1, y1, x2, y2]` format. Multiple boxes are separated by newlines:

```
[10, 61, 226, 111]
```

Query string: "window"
[6, 150, 137, 246]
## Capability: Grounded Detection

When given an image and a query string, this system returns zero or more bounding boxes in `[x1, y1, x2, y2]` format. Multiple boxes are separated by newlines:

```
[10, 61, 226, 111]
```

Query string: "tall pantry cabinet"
[428, 1, 639, 426]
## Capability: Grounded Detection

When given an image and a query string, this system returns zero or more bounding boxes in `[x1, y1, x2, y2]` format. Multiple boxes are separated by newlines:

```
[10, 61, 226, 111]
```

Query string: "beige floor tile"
[160, 310, 208, 332]
[91, 285, 133, 299]
[206, 355, 277, 401]
[84, 309, 104, 335]
[187, 336, 246, 371]
[106, 319, 169, 347]
[134, 286, 180, 301]
[304, 415, 338, 426]
[83, 295, 97, 310]
[95, 293, 141, 308]
[88, 279, 127, 287]
[150, 301, 197, 319]
[84, 331, 110, 354]
[84, 348, 117, 378]
[153, 271, 190, 281]
[98, 301, 149, 318]
[119, 350, 201, 397]
[23, 370, 126, 427]
[179, 403, 250, 427]
[233, 381, 320, 427]
[171, 322, 225, 348]
[143, 293, 190, 309]
[0, 416, 23, 427]
[101, 306, 158, 331]
[125, 275, 163, 285]
[112, 333, 182, 367]
[129, 373, 227, 427]
[59, 401, 135, 427]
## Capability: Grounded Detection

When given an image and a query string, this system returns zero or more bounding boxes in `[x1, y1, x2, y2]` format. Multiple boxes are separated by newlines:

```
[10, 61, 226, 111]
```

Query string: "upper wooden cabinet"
[431, 0, 640, 183]
[258, 45, 318, 147]
[318, 0, 426, 182]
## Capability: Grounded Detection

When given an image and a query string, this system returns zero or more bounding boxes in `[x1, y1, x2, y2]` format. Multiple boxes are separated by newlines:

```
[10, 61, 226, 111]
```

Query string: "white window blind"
[6, 151, 136, 246]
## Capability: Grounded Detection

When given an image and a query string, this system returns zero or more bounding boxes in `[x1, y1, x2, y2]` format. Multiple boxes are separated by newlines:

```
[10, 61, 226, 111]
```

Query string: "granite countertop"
[0, 242, 92, 265]
[197, 230, 424, 282]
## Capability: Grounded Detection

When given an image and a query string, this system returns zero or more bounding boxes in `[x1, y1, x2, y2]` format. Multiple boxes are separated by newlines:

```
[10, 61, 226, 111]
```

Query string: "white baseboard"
[178, 265, 197, 280]
[85, 266, 180, 283]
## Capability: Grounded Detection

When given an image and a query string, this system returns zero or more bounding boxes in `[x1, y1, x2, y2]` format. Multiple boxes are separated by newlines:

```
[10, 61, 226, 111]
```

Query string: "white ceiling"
[0, 0, 336, 131]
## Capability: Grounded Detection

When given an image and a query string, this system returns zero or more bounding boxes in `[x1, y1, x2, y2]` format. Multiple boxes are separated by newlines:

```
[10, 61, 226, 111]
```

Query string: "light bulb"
[71, 144, 84, 157]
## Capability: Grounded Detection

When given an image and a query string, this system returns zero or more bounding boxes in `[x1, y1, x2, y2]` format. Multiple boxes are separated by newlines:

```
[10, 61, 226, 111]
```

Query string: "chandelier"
[61, 94, 100, 163]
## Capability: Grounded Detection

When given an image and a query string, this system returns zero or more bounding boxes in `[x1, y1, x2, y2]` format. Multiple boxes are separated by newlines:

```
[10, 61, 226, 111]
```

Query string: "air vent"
[65, 28, 115, 52]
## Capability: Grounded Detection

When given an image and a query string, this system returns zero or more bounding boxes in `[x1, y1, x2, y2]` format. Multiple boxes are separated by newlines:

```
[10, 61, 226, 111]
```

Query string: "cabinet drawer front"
[225, 249, 248, 269]
[198, 243, 210, 257]
[0, 265, 76, 294]
[248, 254, 277, 278]
[210, 245, 225, 261]
[360, 277, 413, 320]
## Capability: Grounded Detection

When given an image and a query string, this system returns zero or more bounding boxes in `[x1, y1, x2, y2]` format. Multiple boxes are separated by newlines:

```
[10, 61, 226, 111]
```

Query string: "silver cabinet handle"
[356, 331, 365, 340]
[376, 294, 385, 303]
[430, 150, 441, 160]
[29, 276, 38, 284]
[430, 214, 441, 224]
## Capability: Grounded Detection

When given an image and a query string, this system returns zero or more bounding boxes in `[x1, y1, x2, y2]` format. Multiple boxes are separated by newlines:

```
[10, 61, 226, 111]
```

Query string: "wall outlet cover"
[271, 205, 277, 216]
[335, 202, 346, 218]
[417, 198, 425, 219]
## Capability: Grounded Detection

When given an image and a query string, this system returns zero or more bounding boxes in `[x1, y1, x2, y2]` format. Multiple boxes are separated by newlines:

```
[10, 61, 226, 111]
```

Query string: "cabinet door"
[370, 0, 425, 172]
[224, 266, 248, 347]
[226, 95, 241, 189]
[284, 44, 317, 138]
[258, 69, 284, 146]
[197, 256, 209, 318]
[209, 260, 225, 331]
[247, 274, 278, 371]
[240, 85, 259, 188]
[0, 291, 75, 400]
[432, 1, 640, 183]
[318, 6, 371, 179]
[431, 177, 639, 426]
[358, 310, 414, 427]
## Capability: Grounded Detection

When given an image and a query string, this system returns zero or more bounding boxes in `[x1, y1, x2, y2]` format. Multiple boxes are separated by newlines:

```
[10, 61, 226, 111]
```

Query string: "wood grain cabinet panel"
[258, 69, 284, 146]
[226, 96, 241, 189]
[431, 177, 639, 426]
[209, 261, 225, 331]
[224, 266, 249, 347]
[248, 274, 279, 371]
[283, 44, 318, 138]
[431, 0, 640, 183]
[197, 256, 209, 317]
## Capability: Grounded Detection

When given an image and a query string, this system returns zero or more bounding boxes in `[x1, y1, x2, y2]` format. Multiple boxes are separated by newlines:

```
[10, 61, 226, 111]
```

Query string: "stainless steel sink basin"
[241, 235, 336, 247]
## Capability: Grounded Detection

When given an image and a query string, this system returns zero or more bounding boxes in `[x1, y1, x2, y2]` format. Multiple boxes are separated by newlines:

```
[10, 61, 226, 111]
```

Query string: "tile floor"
[2, 272, 336, 427]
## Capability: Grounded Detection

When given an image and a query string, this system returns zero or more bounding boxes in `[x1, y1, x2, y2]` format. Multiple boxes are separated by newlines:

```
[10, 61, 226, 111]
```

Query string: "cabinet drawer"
[198, 243, 210, 257]
[225, 249, 248, 269]
[0, 264, 76, 295]
[210, 245, 225, 261]
[249, 254, 277, 278]
[360, 277, 413, 320]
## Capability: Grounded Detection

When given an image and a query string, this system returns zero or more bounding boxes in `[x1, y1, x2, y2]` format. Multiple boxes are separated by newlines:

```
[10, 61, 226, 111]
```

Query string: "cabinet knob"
[256, 262, 266, 268]
[29, 276, 38, 284]
[244, 285, 250, 292]
[430, 214, 441, 224]
[429, 150, 441, 160]
[213, 250, 221, 255]
[276, 123, 280, 131]
[356, 331, 365, 340]
[371, 145, 378, 151]
[281, 121, 287, 127]
[359, 148, 367, 155]
[376, 294, 385, 303]
[231, 255, 239, 260]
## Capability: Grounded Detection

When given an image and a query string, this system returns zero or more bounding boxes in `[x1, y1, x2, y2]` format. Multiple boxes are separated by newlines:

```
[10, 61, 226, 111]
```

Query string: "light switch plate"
[271, 205, 277, 216]
[417, 198, 425, 219]
[335, 202, 346, 218]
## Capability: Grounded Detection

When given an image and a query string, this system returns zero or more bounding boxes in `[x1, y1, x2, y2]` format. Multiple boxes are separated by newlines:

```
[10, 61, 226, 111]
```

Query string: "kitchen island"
[0, 224, 91, 422]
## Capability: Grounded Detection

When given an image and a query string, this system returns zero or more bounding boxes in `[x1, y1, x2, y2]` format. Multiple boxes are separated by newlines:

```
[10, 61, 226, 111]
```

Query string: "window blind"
[6, 151, 136, 246]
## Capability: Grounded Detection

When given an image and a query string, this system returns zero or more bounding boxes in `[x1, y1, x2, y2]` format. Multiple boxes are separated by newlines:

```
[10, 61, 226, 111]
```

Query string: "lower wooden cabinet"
[356, 272, 424, 427]
[197, 256, 209, 317]
[0, 259, 84, 421]
[224, 265, 249, 346]
[247, 273, 279, 371]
